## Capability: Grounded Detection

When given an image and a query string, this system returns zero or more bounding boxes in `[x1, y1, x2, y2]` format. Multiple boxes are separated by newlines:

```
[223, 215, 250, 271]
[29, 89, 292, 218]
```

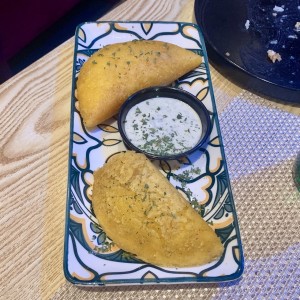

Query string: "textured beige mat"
[50, 91, 300, 299]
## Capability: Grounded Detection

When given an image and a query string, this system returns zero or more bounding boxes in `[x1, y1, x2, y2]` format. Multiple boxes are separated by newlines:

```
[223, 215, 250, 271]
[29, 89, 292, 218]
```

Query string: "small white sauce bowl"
[118, 86, 211, 160]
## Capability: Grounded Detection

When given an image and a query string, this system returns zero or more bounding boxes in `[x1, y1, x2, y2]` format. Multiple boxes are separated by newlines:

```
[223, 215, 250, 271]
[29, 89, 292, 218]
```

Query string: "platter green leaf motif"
[64, 21, 244, 286]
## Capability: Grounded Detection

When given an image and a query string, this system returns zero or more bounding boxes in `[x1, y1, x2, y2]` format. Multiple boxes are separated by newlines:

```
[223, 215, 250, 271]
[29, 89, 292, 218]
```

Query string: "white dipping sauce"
[124, 97, 203, 156]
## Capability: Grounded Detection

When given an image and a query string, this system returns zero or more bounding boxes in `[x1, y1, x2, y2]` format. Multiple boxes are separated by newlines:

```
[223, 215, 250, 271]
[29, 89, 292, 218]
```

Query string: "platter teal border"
[63, 21, 244, 286]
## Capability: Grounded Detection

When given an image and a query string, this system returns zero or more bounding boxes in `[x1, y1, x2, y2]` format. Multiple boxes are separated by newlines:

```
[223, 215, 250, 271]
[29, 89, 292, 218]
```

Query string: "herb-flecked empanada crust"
[92, 151, 223, 267]
[77, 40, 201, 127]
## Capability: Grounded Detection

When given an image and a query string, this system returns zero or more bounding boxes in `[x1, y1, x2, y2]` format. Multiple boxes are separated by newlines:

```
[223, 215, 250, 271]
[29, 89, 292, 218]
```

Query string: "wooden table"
[1, 0, 299, 299]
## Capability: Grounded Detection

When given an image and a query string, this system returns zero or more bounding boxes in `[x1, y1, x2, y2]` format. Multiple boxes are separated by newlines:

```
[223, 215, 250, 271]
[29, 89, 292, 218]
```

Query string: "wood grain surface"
[0, 0, 299, 299]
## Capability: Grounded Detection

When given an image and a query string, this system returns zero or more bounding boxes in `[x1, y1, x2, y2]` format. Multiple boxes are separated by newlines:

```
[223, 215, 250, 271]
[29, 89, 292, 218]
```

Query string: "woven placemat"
[53, 91, 300, 299]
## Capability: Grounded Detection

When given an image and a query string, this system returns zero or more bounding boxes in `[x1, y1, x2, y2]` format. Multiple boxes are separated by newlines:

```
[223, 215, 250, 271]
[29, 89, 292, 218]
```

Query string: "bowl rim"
[117, 86, 212, 160]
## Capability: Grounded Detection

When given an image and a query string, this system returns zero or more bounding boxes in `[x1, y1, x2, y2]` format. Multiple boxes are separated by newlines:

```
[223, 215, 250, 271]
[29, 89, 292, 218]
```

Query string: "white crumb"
[225, 52, 230, 57]
[295, 22, 300, 31]
[288, 35, 298, 39]
[267, 50, 282, 63]
[270, 40, 278, 44]
[273, 5, 284, 12]
[245, 20, 250, 30]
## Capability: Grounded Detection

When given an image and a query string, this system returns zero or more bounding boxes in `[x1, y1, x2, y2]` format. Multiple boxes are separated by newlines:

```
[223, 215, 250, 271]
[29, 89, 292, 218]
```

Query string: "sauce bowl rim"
[117, 86, 212, 160]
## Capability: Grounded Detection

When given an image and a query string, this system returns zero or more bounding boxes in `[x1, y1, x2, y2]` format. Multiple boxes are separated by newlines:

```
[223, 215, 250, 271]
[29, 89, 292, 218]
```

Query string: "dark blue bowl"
[195, 0, 300, 103]
[118, 86, 212, 160]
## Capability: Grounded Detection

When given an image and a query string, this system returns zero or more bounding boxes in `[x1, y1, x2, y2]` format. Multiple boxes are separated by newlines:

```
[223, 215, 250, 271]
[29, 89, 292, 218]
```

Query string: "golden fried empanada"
[77, 40, 201, 127]
[92, 151, 223, 267]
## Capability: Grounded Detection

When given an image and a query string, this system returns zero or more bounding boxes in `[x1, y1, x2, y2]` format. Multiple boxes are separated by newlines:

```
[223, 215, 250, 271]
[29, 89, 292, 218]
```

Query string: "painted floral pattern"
[64, 22, 244, 285]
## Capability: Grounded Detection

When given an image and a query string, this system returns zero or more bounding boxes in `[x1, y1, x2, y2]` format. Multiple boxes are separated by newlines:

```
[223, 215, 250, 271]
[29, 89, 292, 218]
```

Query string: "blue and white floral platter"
[64, 21, 244, 286]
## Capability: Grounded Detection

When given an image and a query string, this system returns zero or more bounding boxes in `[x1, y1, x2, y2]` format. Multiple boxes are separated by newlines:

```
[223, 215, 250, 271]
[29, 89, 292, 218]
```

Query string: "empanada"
[92, 151, 223, 267]
[77, 40, 201, 127]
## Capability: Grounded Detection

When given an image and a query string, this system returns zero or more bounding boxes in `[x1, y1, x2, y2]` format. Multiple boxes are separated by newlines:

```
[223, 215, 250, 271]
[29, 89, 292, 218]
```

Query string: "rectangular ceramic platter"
[64, 21, 244, 286]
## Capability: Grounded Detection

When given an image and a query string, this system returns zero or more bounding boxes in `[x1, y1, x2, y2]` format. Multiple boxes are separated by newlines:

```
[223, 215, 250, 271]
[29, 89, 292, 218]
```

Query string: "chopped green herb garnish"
[123, 98, 202, 156]
[149, 128, 156, 134]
